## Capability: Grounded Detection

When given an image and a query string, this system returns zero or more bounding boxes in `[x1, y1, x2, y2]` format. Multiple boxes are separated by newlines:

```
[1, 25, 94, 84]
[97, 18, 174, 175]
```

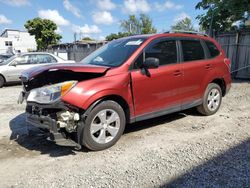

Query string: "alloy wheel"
[90, 109, 120, 144]
[207, 88, 221, 111]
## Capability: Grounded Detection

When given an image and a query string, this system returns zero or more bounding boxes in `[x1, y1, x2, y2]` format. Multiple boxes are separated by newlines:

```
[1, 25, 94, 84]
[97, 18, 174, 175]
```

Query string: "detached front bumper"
[26, 113, 70, 144]
[25, 101, 81, 148]
[26, 113, 58, 132]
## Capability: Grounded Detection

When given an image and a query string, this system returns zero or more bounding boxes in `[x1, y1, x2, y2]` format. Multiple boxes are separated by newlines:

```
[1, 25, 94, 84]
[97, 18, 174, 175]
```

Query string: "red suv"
[19, 32, 231, 151]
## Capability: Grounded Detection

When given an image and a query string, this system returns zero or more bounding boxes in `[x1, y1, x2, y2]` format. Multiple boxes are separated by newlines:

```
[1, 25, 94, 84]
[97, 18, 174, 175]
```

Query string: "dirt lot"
[0, 82, 249, 188]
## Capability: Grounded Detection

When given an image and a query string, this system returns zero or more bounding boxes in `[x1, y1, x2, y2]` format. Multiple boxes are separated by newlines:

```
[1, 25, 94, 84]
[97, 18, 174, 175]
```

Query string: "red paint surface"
[27, 33, 231, 120]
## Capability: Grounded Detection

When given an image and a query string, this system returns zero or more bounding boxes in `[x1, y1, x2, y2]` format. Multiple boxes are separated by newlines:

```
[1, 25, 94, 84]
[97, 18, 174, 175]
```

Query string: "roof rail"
[165, 30, 209, 37]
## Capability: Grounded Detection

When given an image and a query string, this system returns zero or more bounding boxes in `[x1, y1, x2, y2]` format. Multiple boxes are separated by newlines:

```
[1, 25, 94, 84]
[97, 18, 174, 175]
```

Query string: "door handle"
[173, 70, 182, 76]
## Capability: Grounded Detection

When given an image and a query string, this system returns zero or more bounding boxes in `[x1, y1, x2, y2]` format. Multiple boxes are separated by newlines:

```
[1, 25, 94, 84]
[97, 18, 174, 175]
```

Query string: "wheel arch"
[0, 73, 6, 87]
[84, 95, 131, 124]
[0, 73, 6, 82]
[210, 78, 226, 96]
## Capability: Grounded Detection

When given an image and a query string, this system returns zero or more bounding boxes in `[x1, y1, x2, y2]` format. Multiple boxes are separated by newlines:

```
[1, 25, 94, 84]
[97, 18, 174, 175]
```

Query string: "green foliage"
[171, 17, 196, 31]
[196, 0, 250, 32]
[106, 14, 156, 41]
[81, 37, 94, 41]
[24, 18, 62, 50]
[120, 14, 157, 35]
[105, 32, 131, 41]
[140, 14, 157, 34]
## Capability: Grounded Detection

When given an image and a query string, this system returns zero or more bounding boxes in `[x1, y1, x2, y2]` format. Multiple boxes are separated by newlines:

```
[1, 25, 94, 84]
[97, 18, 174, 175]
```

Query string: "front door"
[7, 54, 37, 82]
[131, 38, 183, 119]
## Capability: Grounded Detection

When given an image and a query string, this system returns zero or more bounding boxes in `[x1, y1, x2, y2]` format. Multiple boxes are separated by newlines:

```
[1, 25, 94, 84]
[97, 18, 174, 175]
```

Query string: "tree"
[196, 0, 250, 32]
[105, 14, 156, 41]
[171, 17, 196, 31]
[81, 37, 94, 41]
[140, 14, 157, 34]
[105, 32, 131, 41]
[120, 14, 157, 35]
[24, 18, 62, 50]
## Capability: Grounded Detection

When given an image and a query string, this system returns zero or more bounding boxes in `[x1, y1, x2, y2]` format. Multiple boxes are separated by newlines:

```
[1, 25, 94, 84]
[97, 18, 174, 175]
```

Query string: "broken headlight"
[27, 81, 77, 104]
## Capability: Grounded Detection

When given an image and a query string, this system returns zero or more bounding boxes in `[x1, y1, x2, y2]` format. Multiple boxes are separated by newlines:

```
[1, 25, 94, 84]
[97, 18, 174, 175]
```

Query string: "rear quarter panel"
[200, 54, 231, 95]
[197, 37, 231, 95]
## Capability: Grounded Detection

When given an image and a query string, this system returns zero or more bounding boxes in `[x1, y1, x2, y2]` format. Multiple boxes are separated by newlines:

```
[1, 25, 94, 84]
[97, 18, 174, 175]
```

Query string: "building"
[0, 29, 37, 54]
[47, 40, 107, 62]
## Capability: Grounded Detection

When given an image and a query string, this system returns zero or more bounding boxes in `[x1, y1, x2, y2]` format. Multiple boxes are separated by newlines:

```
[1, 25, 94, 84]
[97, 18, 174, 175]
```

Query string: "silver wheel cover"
[90, 109, 120, 144]
[207, 88, 221, 111]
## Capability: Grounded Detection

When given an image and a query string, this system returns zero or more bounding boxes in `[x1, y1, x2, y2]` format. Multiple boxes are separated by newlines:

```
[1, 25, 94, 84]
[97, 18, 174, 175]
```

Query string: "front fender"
[62, 73, 134, 114]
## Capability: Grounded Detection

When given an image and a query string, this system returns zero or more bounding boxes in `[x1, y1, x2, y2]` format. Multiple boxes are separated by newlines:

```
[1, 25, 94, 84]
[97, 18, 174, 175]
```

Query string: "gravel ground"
[0, 81, 249, 188]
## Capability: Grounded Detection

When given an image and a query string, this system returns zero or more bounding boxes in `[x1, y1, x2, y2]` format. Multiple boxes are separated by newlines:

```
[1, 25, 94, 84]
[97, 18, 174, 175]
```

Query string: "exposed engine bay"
[22, 69, 106, 92]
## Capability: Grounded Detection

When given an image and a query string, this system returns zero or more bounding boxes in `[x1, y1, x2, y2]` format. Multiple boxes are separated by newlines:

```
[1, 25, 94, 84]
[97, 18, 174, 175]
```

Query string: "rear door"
[131, 38, 183, 118]
[179, 38, 210, 107]
[36, 54, 58, 65]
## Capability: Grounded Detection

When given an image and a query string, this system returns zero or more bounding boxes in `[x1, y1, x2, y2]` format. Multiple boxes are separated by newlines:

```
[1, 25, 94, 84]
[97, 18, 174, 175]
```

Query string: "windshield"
[1, 55, 17, 65]
[80, 37, 146, 67]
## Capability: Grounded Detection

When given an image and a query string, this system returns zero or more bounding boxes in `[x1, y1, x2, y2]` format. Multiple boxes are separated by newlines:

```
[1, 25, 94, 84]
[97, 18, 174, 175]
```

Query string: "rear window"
[181, 40, 205, 62]
[205, 41, 220, 57]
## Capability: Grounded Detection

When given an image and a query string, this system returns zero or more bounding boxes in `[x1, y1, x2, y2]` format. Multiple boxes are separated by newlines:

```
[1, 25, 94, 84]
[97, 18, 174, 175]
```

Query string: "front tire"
[81, 100, 126, 151]
[0, 75, 4, 88]
[197, 83, 222, 116]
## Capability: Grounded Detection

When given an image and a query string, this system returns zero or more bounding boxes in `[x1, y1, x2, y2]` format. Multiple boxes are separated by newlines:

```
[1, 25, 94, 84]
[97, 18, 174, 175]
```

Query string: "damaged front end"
[19, 64, 109, 148]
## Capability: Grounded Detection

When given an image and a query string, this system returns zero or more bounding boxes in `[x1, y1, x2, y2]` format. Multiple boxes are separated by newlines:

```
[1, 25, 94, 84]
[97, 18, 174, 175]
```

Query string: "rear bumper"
[223, 73, 232, 96]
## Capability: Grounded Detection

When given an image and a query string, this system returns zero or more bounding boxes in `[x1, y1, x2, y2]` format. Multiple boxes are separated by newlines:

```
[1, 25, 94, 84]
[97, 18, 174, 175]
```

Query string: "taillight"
[224, 58, 231, 70]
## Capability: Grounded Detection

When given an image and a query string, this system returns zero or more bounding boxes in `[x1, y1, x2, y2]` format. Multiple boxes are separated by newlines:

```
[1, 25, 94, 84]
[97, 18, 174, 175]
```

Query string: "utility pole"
[74, 32, 77, 43]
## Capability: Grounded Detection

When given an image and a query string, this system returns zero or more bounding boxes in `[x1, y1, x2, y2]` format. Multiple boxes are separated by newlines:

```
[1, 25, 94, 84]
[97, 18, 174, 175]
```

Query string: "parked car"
[0, 53, 14, 64]
[19, 32, 231, 151]
[0, 52, 75, 87]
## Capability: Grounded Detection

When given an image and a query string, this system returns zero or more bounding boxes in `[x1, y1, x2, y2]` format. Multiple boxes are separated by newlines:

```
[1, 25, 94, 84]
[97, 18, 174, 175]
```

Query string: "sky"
[0, 0, 204, 43]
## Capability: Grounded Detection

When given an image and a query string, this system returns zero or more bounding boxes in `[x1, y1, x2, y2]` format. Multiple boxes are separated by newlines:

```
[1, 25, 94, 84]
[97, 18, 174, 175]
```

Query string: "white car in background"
[0, 52, 75, 87]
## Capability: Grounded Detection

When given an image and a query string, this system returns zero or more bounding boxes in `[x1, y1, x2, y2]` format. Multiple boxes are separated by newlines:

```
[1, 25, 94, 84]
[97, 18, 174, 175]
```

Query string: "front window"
[80, 37, 146, 67]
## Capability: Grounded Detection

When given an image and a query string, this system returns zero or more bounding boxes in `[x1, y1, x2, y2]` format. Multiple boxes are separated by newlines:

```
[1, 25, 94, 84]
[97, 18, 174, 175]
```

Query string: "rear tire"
[197, 83, 222, 116]
[81, 100, 126, 151]
[0, 75, 4, 88]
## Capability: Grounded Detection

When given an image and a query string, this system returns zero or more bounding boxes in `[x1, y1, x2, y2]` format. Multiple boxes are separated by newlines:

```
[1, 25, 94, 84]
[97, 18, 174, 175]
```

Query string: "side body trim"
[130, 99, 202, 123]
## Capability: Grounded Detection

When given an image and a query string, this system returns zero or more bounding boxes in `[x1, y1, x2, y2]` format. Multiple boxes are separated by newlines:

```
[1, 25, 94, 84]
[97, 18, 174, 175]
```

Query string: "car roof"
[17, 52, 54, 56]
[122, 32, 215, 43]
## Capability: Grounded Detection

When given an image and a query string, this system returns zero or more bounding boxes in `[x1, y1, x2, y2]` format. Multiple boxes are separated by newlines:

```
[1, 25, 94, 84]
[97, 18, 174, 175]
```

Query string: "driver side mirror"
[142, 57, 159, 69]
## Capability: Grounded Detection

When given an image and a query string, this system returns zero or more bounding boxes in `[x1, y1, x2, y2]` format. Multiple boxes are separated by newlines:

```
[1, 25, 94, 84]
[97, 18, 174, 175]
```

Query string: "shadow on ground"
[3, 82, 22, 87]
[9, 108, 198, 157]
[125, 111, 188, 134]
[163, 140, 250, 188]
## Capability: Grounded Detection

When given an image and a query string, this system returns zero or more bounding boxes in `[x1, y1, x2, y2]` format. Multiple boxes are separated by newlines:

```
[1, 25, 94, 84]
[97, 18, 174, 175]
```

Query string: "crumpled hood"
[21, 63, 109, 81]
